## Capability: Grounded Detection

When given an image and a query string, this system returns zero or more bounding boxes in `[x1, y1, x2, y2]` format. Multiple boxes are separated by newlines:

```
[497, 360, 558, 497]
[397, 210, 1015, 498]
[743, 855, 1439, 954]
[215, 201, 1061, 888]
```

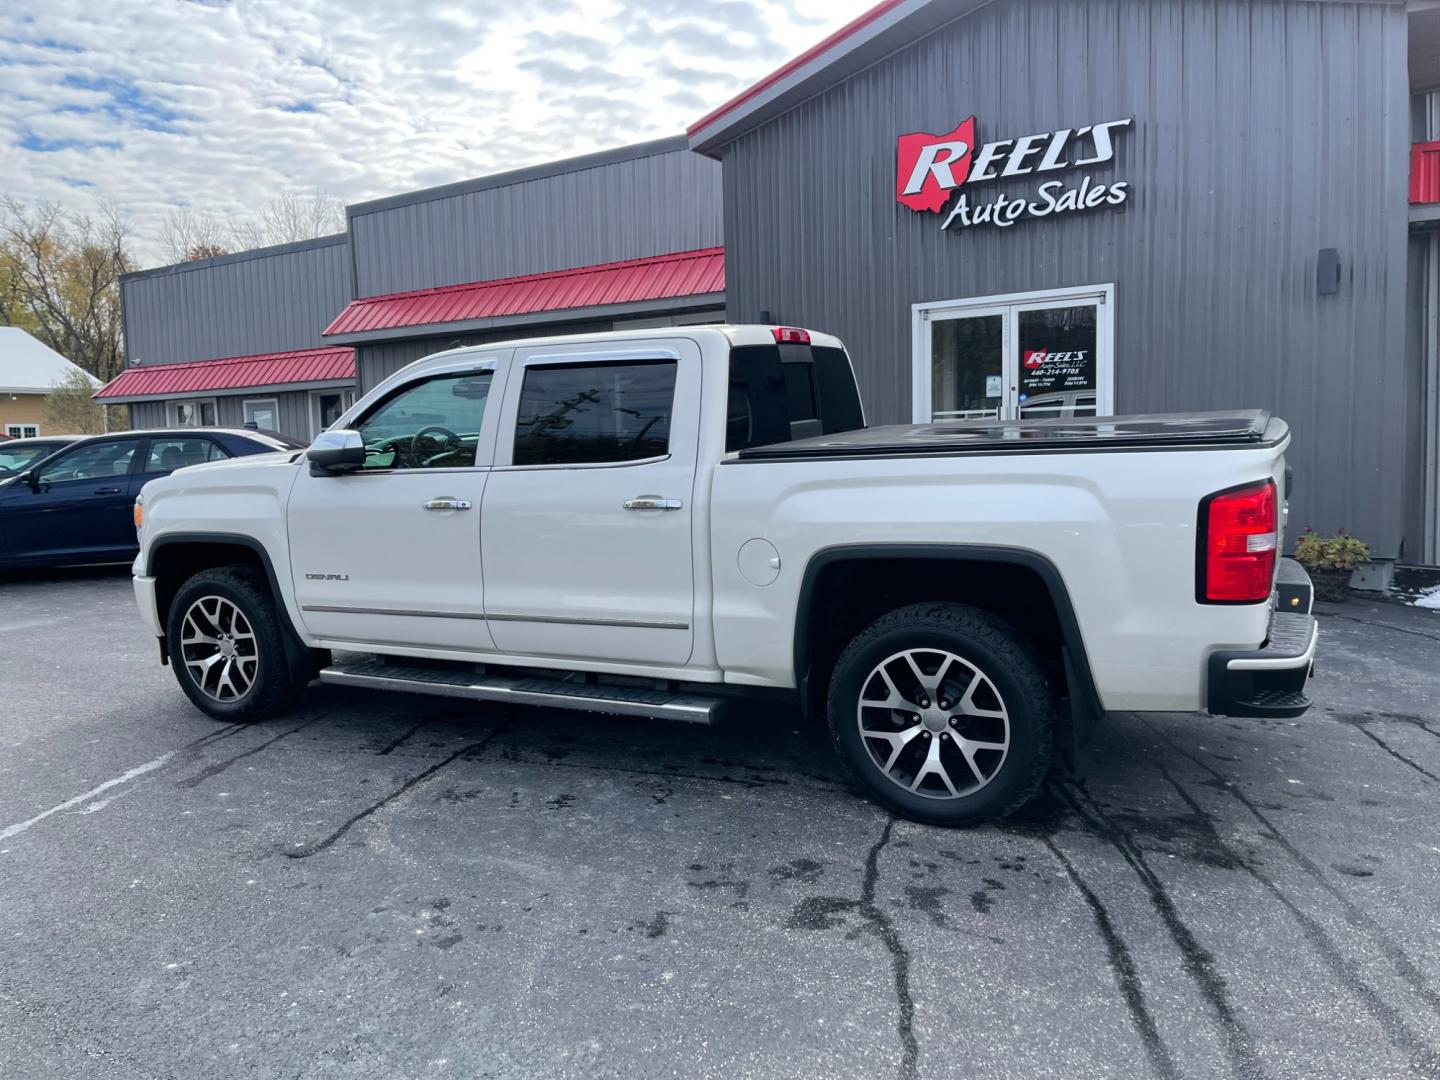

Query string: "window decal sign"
[896, 117, 1133, 231]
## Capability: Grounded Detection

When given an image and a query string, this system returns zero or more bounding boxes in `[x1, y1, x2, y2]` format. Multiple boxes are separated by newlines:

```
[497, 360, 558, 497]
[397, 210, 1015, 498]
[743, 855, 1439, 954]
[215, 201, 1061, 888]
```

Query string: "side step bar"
[318, 657, 721, 724]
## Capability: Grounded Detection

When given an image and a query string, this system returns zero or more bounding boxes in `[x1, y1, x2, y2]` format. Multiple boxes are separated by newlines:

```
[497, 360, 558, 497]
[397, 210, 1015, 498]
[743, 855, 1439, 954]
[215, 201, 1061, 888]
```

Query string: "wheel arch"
[792, 544, 1103, 774]
[148, 532, 312, 676]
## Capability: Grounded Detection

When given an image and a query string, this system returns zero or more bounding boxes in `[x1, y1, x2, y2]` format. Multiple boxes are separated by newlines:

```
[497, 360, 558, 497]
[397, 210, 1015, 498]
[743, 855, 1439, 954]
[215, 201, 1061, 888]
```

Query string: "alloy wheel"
[856, 647, 1011, 799]
[179, 595, 259, 702]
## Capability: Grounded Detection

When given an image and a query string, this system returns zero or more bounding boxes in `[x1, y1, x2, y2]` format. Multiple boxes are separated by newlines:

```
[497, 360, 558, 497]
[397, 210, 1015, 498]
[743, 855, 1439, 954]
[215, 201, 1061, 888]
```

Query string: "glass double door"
[916, 287, 1113, 423]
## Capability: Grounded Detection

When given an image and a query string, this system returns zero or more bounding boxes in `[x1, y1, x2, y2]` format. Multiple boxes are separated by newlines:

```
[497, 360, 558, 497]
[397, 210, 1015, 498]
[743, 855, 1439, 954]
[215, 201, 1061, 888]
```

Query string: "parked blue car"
[0, 428, 302, 571]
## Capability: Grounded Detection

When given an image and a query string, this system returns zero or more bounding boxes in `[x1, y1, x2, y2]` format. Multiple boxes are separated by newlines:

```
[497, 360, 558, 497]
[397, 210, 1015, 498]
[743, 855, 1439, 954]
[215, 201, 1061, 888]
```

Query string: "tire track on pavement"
[1040, 829, 1181, 1080]
[1059, 785, 1266, 1080]
[1158, 761, 1440, 1075]
[1165, 740, 1440, 1019]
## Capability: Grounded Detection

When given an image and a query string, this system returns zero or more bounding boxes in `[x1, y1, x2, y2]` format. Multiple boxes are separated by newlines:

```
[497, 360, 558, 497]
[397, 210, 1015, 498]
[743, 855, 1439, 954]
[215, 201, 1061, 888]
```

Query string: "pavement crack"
[1040, 831, 1180, 1080]
[1317, 612, 1440, 645]
[1059, 785, 1266, 1080]
[284, 724, 508, 860]
[373, 719, 433, 756]
[1166, 740, 1440, 1020]
[177, 716, 324, 789]
[859, 818, 919, 1080]
[1158, 761, 1440, 1074]
[1349, 725, 1440, 784]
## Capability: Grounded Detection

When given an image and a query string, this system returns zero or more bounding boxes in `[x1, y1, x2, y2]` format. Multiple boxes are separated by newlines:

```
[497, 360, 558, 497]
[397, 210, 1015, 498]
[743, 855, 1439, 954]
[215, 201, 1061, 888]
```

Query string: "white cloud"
[0, 0, 877, 265]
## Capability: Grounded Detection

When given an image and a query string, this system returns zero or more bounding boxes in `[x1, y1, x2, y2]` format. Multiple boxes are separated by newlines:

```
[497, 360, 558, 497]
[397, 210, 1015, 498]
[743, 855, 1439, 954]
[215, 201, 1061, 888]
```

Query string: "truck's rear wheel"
[827, 602, 1054, 826]
[167, 566, 304, 723]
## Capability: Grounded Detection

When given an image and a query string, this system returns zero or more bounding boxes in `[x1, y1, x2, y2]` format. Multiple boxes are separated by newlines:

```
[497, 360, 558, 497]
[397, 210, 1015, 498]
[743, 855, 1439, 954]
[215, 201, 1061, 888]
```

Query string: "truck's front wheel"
[167, 566, 304, 723]
[827, 603, 1054, 826]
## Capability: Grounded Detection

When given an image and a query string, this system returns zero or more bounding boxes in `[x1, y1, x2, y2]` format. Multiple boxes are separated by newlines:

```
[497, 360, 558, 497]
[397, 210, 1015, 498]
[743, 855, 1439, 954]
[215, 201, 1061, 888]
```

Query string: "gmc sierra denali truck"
[130, 326, 1317, 826]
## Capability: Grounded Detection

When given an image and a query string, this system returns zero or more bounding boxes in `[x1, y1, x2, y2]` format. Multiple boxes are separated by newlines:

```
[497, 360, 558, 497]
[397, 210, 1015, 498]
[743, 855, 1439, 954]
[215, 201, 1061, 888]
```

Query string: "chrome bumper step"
[318, 657, 720, 724]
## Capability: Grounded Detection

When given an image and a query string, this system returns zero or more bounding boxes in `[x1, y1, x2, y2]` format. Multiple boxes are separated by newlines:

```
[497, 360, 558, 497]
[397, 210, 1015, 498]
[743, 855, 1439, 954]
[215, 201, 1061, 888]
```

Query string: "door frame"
[911, 283, 1116, 423]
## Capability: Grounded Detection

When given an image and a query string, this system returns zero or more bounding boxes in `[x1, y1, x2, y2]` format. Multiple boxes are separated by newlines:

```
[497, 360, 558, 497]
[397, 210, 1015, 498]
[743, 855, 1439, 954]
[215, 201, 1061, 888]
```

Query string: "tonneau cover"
[732, 410, 1279, 462]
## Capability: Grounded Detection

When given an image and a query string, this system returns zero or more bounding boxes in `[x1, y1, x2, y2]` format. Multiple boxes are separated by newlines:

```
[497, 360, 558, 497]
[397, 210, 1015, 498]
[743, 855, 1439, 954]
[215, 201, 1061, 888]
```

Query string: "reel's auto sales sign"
[897, 117, 1132, 231]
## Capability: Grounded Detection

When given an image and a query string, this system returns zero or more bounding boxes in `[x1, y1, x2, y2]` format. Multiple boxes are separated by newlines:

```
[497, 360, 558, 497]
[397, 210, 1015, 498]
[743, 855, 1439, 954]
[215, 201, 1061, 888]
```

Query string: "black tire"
[827, 602, 1055, 827]
[166, 566, 304, 723]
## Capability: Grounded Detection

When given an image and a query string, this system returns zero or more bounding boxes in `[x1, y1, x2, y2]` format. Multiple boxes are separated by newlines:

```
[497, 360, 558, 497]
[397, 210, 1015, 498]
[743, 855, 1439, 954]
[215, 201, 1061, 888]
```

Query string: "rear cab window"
[725, 343, 864, 453]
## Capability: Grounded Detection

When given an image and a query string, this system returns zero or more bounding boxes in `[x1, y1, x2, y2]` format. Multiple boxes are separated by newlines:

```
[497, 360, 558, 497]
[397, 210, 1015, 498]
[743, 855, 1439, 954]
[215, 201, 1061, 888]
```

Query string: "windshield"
[0, 443, 62, 476]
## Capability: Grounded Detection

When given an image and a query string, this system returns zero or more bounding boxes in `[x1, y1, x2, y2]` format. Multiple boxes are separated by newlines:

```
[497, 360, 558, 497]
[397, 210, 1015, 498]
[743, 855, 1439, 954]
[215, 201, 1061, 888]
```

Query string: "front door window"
[915, 286, 1114, 422]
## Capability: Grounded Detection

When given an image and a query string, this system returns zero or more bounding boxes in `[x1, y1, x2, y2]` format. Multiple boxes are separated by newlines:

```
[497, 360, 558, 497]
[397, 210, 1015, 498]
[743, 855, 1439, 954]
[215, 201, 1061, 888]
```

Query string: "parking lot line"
[0, 752, 176, 842]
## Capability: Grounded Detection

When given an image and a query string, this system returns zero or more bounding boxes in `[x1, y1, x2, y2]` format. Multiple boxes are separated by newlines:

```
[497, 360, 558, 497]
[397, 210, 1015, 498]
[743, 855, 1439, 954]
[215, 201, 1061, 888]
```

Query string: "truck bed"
[732, 410, 1283, 462]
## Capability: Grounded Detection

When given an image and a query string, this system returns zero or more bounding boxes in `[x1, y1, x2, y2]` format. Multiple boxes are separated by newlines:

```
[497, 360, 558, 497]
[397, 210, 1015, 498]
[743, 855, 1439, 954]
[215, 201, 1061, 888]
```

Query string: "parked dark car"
[0, 435, 84, 480]
[0, 428, 302, 571]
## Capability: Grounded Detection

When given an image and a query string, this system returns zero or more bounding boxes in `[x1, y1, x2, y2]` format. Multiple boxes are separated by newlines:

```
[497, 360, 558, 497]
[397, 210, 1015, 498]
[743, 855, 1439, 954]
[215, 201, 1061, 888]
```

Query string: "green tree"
[43, 368, 108, 434]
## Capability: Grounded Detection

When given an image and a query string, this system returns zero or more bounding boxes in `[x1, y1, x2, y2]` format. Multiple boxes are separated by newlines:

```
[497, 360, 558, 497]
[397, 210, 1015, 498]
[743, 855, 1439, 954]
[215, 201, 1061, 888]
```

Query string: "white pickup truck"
[131, 325, 1317, 826]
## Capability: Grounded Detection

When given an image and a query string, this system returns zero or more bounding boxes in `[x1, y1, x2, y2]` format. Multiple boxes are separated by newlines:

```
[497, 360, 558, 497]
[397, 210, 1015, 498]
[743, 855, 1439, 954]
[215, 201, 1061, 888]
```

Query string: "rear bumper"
[1207, 560, 1317, 719]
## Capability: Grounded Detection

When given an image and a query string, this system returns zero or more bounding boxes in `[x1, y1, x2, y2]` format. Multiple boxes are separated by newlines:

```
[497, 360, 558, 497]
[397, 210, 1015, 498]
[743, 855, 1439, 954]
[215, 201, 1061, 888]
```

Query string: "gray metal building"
[691, 0, 1440, 565]
[103, 137, 726, 439]
[101, 235, 358, 440]
[324, 136, 725, 391]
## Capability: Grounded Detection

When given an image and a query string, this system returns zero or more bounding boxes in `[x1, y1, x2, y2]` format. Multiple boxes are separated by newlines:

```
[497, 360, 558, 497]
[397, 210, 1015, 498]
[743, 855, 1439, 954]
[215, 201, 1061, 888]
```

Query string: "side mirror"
[17, 469, 39, 490]
[307, 430, 366, 476]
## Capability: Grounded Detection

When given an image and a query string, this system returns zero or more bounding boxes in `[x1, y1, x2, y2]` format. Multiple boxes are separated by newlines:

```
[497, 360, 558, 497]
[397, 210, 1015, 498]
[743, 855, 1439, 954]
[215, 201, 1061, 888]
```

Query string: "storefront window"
[1017, 306, 1099, 418]
[930, 314, 1004, 421]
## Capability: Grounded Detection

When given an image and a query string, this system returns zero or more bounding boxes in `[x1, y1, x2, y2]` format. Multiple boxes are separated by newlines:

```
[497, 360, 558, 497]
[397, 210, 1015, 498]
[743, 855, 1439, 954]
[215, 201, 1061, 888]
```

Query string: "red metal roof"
[95, 346, 355, 400]
[1412, 141, 1440, 205]
[324, 247, 725, 338]
[686, 0, 906, 137]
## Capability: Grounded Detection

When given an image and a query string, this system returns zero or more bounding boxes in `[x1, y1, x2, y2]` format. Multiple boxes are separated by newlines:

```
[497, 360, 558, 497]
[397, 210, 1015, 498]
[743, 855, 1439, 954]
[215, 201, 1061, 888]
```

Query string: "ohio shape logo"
[896, 117, 1133, 231]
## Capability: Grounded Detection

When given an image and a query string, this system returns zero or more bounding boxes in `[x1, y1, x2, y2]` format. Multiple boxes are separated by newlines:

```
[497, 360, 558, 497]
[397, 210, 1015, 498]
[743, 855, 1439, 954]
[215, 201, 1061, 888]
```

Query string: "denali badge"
[305, 572, 350, 581]
[897, 116, 1133, 231]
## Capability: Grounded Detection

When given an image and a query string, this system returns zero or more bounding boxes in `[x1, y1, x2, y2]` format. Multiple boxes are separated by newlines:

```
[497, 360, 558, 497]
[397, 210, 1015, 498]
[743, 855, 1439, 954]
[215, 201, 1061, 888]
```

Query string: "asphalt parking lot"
[2, 569, 1438, 1080]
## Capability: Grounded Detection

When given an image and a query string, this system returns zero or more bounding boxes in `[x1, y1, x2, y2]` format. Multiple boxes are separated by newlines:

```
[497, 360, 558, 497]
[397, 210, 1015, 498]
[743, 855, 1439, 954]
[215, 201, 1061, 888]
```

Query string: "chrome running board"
[318, 657, 720, 724]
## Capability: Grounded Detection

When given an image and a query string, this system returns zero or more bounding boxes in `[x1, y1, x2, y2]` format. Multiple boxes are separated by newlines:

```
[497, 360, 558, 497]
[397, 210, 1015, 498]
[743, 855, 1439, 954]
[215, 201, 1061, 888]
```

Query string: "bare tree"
[0, 197, 134, 383]
[231, 191, 345, 249]
[157, 207, 230, 264]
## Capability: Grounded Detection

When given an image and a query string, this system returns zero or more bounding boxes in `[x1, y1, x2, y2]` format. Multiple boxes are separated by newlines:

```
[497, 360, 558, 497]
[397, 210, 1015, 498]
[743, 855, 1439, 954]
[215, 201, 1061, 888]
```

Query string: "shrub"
[1293, 529, 1370, 572]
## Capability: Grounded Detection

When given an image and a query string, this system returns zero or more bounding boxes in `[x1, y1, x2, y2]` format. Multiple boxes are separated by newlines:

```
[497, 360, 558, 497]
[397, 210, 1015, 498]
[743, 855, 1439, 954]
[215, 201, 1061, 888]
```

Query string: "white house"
[0, 327, 99, 437]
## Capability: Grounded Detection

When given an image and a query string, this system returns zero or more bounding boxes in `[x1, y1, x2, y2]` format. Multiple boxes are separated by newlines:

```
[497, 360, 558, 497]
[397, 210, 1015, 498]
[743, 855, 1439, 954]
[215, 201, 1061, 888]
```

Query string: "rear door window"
[512, 360, 677, 466]
[145, 437, 229, 473]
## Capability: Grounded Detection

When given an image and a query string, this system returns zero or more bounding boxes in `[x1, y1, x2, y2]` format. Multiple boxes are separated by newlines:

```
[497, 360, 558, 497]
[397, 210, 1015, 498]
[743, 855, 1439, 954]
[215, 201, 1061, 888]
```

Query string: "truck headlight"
[133, 493, 143, 538]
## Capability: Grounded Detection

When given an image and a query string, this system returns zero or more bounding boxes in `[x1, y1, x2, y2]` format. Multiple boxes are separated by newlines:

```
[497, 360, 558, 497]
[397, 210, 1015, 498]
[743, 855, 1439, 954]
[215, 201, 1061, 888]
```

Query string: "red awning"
[323, 247, 725, 339]
[95, 346, 355, 400]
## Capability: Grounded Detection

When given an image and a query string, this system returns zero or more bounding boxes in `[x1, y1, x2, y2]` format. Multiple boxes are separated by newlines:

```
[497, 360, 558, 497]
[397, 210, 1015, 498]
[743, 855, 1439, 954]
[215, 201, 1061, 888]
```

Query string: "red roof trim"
[686, 0, 907, 138]
[95, 346, 355, 400]
[1412, 140, 1440, 206]
[324, 247, 724, 338]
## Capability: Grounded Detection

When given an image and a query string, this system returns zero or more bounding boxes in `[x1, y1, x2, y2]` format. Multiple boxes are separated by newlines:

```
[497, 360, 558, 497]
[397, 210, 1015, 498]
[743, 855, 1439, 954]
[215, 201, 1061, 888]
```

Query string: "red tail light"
[773, 326, 811, 345]
[1198, 480, 1277, 603]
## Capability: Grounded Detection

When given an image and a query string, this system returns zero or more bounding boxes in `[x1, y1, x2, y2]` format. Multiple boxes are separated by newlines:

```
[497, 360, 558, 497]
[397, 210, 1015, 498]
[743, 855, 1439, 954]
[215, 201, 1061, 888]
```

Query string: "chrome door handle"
[422, 497, 472, 511]
[93, 487, 122, 495]
[623, 495, 683, 511]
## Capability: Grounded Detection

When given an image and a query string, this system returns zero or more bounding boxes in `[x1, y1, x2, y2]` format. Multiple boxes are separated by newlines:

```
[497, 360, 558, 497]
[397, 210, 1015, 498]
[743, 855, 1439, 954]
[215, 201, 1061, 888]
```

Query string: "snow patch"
[1413, 585, 1440, 610]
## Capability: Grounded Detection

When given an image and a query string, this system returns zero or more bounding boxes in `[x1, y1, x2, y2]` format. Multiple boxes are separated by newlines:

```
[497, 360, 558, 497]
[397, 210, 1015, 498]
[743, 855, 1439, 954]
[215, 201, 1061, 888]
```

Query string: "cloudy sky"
[1, 0, 874, 265]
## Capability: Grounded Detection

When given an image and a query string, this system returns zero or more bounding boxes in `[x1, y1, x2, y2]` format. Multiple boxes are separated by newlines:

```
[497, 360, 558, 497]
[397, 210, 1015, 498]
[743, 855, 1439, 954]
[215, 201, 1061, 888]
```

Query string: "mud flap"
[1054, 647, 1102, 781]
